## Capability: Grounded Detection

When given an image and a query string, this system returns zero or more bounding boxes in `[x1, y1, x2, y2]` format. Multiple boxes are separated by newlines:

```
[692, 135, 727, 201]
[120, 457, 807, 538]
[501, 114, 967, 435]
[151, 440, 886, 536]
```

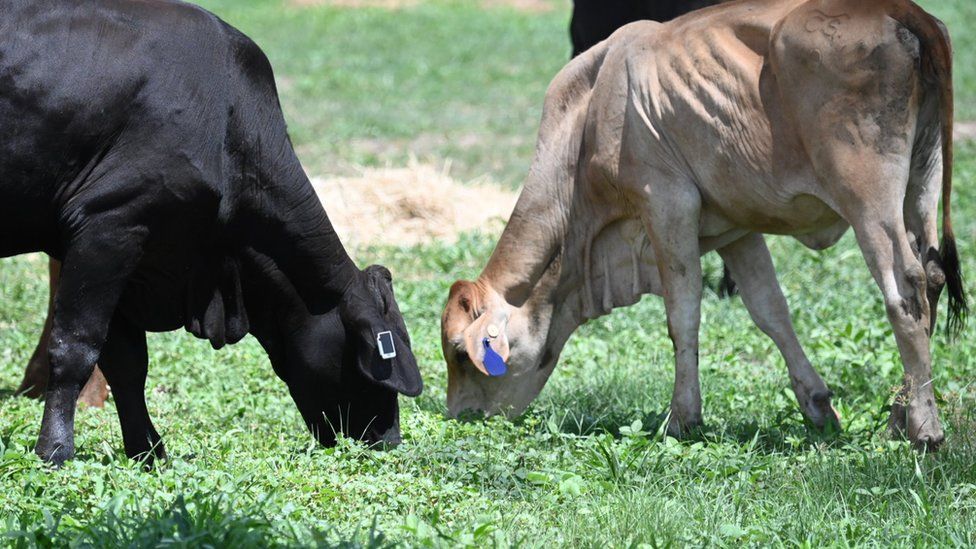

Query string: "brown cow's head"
[440, 229, 596, 419]
[442, 215, 657, 419]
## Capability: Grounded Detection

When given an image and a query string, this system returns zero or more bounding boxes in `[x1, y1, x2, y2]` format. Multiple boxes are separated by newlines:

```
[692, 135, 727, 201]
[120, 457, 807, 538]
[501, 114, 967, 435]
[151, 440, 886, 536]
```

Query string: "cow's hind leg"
[851, 211, 943, 449]
[719, 234, 839, 430]
[891, 138, 948, 437]
[772, 0, 946, 449]
[641, 176, 704, 437]
[99, 315, 164, 464]
[36, 227, 146, 465]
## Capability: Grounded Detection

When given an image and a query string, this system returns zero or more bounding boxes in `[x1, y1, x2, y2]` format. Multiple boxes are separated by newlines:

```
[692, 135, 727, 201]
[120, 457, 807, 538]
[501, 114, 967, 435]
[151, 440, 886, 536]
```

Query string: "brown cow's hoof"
[666, 416, 704, 439]
[802, 390, 842, 433]
[912, 433, 945, 453]
[889, 402, 945, 452]
[888, 402, 909, 438]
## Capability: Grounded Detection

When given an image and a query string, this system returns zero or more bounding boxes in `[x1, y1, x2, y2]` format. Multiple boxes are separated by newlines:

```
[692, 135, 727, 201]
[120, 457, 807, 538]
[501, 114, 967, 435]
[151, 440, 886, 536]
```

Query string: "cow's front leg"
[18, 259, 110, 407]
[99, 315, 164, 464]
[643, 179, 704, 437]
[852, 216, 943, 450]
[35, 228, 146, 465]
[718, 233, 840, 431]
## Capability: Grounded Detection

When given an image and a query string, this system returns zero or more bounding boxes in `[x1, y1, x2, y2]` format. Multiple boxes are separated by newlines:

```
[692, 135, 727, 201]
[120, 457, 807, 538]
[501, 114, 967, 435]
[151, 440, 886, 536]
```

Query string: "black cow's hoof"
[127, 439, 167, 469]
[35, 441, 73, 467]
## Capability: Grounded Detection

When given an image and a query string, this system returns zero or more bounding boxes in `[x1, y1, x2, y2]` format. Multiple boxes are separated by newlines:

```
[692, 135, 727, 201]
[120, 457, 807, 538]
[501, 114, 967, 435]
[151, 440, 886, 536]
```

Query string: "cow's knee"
[882, 263, 930, 327]
[47, 336, 99, 390]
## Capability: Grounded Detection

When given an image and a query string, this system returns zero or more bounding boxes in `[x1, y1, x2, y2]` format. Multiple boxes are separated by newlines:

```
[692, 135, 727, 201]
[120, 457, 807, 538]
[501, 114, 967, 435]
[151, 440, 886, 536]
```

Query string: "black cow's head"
[247, 257, 421, 448]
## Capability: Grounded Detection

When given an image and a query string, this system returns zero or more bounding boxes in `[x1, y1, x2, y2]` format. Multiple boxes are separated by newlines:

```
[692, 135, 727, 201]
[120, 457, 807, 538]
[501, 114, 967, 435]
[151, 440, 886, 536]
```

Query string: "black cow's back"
[0, 0, 305, 331]
[570, 0, 721, 57]
[0, 1, 253, 256]
[0, 0, 297, 251]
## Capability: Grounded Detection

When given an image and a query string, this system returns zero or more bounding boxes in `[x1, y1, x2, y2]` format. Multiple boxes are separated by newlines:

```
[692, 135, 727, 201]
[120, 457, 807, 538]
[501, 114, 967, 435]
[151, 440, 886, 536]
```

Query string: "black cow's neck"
[240, 247, 343, 326]
[232, 146, 360, 313]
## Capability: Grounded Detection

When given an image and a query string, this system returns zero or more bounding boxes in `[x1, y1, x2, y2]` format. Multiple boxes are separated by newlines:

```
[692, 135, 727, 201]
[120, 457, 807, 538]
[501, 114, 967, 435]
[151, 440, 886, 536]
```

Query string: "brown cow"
[442, 0, 963, 450]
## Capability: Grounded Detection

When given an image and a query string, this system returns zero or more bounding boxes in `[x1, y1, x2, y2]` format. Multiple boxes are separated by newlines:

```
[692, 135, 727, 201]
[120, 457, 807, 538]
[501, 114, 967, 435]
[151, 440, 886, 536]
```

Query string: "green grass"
[201, 0, 570, 185]
[2, 0, 976, 546]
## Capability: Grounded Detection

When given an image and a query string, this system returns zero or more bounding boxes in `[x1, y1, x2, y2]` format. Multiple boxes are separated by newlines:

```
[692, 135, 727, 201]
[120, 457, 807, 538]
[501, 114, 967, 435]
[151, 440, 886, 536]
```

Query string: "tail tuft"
[941, 233, 967, 338]
[718, 264, 738, 299]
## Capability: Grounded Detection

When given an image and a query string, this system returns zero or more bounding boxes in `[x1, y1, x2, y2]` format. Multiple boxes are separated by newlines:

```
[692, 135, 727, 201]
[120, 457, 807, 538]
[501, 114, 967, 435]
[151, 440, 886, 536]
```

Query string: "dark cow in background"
[570, 0, 722, 57]
[0, 0, 421, 465]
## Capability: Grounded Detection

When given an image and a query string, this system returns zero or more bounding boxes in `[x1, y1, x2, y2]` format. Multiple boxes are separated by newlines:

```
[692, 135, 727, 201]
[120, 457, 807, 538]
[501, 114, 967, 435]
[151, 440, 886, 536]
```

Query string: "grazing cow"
[442, 0, 963, 450]
[0, 0, 422, 465]
[571, 0, 722, 57]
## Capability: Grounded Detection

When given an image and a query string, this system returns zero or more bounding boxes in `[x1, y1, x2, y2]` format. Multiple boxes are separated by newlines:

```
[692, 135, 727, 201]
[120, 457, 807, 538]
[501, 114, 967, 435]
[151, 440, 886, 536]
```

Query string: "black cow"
[0, 0, 421, 465]
[571, 1, 723, 57]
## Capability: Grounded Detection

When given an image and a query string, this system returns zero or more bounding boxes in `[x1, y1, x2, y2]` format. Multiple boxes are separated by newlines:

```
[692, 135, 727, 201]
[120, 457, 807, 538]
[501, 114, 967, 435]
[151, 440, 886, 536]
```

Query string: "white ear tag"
[376, 331, 397, 359]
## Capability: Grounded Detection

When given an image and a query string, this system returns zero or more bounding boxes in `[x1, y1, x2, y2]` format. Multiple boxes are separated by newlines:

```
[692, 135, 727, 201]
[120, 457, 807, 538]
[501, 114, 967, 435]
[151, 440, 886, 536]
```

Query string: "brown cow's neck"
[479, 176, 572, 307]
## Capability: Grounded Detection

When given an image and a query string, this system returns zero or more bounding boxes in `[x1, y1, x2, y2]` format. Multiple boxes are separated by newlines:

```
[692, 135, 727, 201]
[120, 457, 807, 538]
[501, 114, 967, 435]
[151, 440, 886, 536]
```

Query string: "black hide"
[0, 0, 421, 464]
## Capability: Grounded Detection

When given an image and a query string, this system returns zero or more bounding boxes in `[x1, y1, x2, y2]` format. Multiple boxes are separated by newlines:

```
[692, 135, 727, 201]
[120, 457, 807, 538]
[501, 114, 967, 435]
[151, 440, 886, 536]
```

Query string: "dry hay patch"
[478, 0, 559, 12]
[311, 161, 517, 248]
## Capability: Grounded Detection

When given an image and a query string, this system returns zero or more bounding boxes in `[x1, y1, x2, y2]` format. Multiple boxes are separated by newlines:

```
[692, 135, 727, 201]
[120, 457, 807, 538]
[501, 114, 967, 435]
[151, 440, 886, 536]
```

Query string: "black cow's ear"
[340, 272, 423, 397]
[354, 330, 423, 397]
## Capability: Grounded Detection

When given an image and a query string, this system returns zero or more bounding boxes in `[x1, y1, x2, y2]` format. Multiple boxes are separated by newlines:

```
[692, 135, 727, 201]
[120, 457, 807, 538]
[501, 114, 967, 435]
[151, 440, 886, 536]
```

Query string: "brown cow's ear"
[442, 280, 481, 346]
[442, 281, 509, 376]
[447, 280, 481, 317]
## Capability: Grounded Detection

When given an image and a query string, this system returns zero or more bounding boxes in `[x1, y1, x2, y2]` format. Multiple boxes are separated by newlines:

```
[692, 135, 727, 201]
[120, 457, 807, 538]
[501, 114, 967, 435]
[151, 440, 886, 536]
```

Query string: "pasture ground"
[2, 0, 975, 546]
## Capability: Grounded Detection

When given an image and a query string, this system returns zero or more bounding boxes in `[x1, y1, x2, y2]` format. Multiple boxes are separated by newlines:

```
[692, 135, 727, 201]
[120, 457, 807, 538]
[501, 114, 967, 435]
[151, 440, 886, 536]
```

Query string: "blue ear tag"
[482, 338, 508, 377]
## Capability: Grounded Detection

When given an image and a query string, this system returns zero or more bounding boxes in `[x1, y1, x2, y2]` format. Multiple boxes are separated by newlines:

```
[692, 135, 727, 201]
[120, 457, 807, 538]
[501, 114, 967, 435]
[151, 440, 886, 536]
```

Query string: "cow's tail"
[892, 4, 969, 337]
[895, 2, 966, 337]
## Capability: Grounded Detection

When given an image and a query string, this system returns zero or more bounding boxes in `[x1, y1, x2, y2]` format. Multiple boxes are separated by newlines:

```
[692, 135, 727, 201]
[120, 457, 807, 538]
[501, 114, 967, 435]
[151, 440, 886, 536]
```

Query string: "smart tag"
[376, 331, 397, 359]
